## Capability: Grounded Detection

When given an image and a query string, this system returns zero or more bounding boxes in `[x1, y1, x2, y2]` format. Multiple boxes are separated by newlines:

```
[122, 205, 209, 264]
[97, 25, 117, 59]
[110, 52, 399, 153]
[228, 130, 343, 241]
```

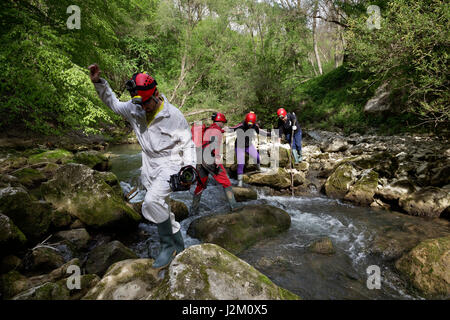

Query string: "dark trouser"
[194, 163, 231, 195]
[286, 130, 302, 153]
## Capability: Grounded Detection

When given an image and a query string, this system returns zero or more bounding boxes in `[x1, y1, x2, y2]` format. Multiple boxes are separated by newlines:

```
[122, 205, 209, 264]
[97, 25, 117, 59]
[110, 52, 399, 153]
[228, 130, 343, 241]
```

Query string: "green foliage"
[345, 0, 449, 128]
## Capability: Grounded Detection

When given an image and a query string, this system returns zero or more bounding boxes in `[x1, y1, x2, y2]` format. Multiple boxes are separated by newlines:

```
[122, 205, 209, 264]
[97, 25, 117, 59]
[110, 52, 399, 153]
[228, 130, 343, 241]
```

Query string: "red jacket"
[202, 123, 224, 163]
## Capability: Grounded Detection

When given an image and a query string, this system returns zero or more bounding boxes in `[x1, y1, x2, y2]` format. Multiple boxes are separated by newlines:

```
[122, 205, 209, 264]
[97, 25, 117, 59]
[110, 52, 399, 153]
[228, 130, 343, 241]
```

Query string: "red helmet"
[212, 112, 227, 123]
[277, 108, 287, 118]
[126, 72, 157, 104]
[245, 111, 257, 125]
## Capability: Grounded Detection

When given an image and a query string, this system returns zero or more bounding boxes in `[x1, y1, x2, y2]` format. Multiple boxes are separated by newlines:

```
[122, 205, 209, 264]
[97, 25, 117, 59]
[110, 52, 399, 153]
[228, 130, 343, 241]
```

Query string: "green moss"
[29, 149, 74, 164]
[12, 168, 46, 188]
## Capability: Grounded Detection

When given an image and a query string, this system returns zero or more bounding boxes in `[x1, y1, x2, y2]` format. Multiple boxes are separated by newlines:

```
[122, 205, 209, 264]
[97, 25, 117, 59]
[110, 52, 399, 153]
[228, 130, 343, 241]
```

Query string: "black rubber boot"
[224, 186, 241, 212]
[152, 218, 177, 269]
[172, 230, 185, 254]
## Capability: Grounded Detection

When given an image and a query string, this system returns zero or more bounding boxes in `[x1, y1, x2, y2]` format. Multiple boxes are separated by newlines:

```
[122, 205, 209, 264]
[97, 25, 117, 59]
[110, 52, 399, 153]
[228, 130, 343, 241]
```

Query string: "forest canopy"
[0, 0, 448, 136]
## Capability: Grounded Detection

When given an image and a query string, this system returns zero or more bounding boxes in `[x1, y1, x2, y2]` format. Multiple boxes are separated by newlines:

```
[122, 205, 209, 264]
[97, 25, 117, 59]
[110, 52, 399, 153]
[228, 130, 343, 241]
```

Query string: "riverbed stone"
[85, 240, 138, 276]
[53, 228, 91, 250]
[148, 243, 300, 300]
[0, 213, 27, 254]
[399, 187, 450, 218]
[1, 258, 80, 299]
[73, 150, 111, 171]
[0, 187, 52, 240]
[28, 247, 66, 273]
[82, 259, 160, 300]
[28, 149, 74, 165]
[187, 204, 291, 255]
[41, 164, 141, 230]
[321, 138, 349, 153]
[11, 167, 46, 189]
[308, 238, 336, 255]
[324, 163, 358, 199]
[11, 281, 70, 300]
[395, 236, 450, 298]
[344, 169, 379, 206]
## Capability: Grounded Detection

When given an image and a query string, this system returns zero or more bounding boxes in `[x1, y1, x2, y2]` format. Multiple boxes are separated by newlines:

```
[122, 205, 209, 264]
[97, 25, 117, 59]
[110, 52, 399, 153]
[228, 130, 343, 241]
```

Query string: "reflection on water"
[107, 144, 450, 300]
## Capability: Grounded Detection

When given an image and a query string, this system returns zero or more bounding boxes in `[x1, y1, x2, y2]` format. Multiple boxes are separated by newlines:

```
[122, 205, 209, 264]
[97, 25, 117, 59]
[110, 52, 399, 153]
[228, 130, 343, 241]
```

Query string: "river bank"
[0, 129, 448, 300]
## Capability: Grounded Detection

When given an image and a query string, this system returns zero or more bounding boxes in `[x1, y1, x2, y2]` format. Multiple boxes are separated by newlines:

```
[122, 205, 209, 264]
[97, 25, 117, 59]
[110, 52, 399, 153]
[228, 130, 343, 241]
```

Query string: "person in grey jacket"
[88, 64, 196, 269]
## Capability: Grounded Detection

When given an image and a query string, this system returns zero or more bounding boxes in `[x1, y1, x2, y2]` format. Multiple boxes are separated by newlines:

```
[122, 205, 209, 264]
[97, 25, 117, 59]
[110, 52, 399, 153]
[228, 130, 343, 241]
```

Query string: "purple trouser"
[236, 145, 260, 175]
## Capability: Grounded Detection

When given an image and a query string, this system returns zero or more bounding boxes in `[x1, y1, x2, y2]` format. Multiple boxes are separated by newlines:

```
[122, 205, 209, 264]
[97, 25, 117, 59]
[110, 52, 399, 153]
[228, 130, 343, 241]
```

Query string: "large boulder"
[320, 138, 349, 153]
[395, 236, 450, 298]
[82, 259, 160, 300]
[324, 163, 358, 199]
[399, 187, 450, 218]
[12, 282, 70, 300]
[0, 213, 27, 254]
[0, 186, 52, 240]
[232, 187, 258, 202]
[11, 168, 46, 189]
[376, 179, 417, 201]
[148, 244, 299, 300]
[53, 228, 91, 250]
[85, 241, 138, 276]
[187, 204, 291, 255]
[308, 237, 336, 255]
[243, 168, 307, 190]
[41, 164, 141, 229]
[364, 82, 391, 113]
[26, 247, 66, 273]
[1, 258, 80, 299]
[344, 169, 379, 206]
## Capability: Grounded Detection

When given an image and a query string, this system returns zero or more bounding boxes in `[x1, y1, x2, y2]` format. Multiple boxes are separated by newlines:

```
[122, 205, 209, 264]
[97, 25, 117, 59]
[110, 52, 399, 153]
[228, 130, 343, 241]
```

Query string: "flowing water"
[107, 144, 450, 300]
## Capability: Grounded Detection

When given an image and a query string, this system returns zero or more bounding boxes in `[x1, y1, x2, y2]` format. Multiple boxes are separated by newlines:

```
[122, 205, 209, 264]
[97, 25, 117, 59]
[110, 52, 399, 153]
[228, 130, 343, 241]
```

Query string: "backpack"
[191, 123, 207, 148]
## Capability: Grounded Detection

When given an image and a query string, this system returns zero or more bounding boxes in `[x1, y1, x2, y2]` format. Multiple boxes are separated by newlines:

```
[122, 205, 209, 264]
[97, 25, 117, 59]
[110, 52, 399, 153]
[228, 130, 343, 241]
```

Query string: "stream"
[107, 144, 450, 300]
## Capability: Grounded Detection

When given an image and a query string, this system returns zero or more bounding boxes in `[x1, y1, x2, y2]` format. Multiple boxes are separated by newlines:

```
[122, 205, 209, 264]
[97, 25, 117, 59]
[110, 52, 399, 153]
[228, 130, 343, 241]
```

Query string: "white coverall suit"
[94, 79, 196, 233]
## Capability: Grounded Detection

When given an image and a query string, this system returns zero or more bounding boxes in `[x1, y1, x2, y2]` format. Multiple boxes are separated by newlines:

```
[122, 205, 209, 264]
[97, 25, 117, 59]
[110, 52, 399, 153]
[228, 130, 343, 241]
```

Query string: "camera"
[169, 165, 204, 192]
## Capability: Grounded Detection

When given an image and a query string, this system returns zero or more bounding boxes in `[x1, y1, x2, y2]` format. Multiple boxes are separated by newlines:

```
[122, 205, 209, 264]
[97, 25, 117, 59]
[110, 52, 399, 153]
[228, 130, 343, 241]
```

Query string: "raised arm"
[88, 64, 132, 119]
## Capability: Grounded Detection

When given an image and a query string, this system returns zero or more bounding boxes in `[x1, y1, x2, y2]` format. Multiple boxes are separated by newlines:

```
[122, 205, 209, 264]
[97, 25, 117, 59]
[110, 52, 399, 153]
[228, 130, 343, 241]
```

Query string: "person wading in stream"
[189, 112, 239, 216]
[276, 108, 303, 164]
[88, 64, 196, 269]
[229, 111, 270, 187]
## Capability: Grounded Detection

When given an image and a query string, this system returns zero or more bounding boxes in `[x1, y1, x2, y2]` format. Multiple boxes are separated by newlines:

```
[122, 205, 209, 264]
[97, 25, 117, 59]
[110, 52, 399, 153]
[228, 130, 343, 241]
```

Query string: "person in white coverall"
[88, 64, 196, 269]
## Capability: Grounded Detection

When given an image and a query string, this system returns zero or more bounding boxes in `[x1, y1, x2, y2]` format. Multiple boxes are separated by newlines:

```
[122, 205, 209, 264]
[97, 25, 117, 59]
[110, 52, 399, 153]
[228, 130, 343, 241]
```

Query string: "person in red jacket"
[190, 112, 239, 216]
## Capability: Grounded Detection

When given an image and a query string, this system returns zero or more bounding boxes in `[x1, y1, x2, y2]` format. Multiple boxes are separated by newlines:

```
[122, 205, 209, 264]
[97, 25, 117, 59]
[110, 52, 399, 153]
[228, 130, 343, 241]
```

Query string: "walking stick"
[289, 127, 295, 197]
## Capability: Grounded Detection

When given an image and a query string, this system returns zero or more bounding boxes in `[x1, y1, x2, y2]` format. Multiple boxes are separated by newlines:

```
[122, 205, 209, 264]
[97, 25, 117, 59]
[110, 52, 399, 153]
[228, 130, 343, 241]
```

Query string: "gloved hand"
[292, 126, 297, 131]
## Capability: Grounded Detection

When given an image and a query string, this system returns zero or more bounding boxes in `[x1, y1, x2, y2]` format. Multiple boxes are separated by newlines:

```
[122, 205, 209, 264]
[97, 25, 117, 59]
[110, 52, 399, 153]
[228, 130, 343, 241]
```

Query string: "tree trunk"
[312, 0, 323, 75]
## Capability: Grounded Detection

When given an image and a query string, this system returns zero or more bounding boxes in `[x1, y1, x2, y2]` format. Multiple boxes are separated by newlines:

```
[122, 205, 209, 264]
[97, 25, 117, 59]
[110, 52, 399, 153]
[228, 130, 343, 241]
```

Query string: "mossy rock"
[0, 213, 27, 254]
[169, 199, 189, 222]
[148, 244, 300, 300]
[85, 240, 138, 276]
[344, 169, 379, 206]
[399, 186, 450, 218]
[41, 164, 141, 230]
[73, 150, 111, 171]
[352, 152, 399, 179]
[12, 282, 70, 300]
[59, 274, 101, 300]
[53, 228, 91, 250]
[1, 270, 29, 299]
[324, 163, 358, 199]
[11, 168, 46, 189]
[395, 236, 450, 298]
[28, 149, 74, 165]
[243, 168, 294, 190]
[0, 187, 52, 240]
[28, 247, 66, 273]
[232, 187, 258, 202]
[82, 259, 160, 300]
[308, 238, 336, 255]
[0, 157, 28, 174]
[187, 204, 291, 255]
[51, 210, 73, 229]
